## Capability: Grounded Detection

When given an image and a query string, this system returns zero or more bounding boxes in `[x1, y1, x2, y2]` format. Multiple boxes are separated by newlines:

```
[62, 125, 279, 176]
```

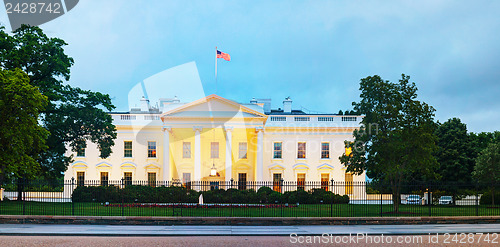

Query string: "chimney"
[140, 96, 150, 112]
[283, 97, 292, 113]
[250, 97, 257, 104]
[172, 95, 180, 103]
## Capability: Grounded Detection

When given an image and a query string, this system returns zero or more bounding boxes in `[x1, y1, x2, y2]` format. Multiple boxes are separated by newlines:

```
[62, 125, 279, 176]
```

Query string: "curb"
[1, 215, 500, 225]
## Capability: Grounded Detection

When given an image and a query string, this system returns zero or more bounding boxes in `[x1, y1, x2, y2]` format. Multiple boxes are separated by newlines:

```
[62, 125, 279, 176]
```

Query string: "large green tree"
[435, 118, 475, 184]
[472, 142, 500, 205]
[0, 69, 49, 185]
[469, 131, 500, 156]
[0, 25, 116, 181]
[340, 74, 437, 212]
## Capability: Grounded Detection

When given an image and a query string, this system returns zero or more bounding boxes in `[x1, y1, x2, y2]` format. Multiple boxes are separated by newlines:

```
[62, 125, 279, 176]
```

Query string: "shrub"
[283, 189, 349, 204]
[70, 185, 348, 204]
[480, 191, 500, 205]
[72, 185, 121, 203]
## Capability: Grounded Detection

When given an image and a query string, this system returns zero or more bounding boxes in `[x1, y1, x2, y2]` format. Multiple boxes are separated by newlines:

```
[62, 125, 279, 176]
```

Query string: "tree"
[435, 118, 475, 184]
[0, 25, 116, 181]
[472, 142, 500, 205]
[0, 69, 48, 186]
[469, 131, 500, 156]
[340, 74, 437, 212]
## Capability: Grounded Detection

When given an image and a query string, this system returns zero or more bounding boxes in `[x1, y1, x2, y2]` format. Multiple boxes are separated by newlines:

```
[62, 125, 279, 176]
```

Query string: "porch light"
[210, 163, 217, 177]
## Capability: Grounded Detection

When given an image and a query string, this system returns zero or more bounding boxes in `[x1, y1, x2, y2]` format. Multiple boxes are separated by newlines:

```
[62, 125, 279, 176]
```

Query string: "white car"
[439, 196, 453, 205]
[406, 195, 422, 205]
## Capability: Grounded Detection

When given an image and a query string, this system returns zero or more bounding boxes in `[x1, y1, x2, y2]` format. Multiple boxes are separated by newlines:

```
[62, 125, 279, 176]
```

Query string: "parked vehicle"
[439, 196, 453, 205]
[406, 195, 422, 205]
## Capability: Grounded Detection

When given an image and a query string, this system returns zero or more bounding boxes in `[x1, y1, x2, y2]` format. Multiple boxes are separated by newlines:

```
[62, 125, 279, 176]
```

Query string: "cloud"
[1, 0, 498, 132]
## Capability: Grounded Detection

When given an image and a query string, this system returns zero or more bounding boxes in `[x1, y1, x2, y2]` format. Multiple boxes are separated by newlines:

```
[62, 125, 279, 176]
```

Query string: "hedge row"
[71, 185, 349, 204]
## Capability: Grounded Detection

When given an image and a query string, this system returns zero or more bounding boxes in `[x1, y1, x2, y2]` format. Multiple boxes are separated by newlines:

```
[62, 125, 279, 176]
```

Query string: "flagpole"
[215, 46, 218, 95]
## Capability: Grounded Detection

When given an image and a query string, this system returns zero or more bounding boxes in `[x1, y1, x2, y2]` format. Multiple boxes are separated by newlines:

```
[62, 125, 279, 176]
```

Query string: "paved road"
[0, 235, 499, 247]
[0, 224, 499, 236]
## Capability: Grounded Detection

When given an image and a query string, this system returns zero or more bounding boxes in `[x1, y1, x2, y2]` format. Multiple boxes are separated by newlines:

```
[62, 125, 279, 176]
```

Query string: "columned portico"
[225, 126, 233, 181]
[256, 127, 264, 181]
[193, 126, 203, 181]
[162, 126, 172, 181]
[159, 95, 269, 182]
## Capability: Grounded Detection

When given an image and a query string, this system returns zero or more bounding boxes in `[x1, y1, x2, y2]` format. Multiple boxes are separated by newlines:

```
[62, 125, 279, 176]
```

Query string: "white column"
[162, 126, 171, 181]
[225, 126, 233, 181]
[256, 127, 264, 181]
[194, 126, 202, 181]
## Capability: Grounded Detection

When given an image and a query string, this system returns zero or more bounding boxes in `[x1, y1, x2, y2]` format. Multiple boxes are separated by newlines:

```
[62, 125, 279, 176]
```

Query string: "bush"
[480, 190, 500, 205]
[256, 186, 283, 203]
[72, 185, 121, 203]
[71, 185, 348, 204]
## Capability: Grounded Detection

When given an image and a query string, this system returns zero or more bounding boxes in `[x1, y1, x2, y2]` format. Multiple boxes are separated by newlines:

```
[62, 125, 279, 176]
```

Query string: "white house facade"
[64, 94, 365, 194]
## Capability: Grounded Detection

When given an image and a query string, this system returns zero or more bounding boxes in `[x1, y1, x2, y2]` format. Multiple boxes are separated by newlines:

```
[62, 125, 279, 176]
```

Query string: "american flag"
[216, 50, 231, 61]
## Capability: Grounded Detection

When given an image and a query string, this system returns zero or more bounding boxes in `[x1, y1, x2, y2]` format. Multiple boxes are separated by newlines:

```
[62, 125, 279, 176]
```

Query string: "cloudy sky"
[1, 1, 499, 133]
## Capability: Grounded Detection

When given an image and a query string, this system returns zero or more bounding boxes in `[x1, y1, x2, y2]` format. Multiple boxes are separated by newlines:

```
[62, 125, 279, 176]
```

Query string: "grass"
[1, 201, 499, 217]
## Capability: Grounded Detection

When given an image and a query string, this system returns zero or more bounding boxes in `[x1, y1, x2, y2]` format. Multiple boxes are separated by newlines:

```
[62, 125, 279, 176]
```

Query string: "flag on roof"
[216, 50, 231, 61]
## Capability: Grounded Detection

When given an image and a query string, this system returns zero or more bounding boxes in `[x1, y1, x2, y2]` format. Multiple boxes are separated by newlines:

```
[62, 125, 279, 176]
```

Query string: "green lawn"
[1, 201, 499, 217]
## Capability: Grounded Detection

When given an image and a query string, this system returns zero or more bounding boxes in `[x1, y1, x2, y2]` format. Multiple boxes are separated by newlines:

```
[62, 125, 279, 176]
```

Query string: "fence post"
[121, 178, 124, 217]
[475, 182, 479, 216]
[428, 187, 432, 217]
[71, 177, 75, 216]
[330, 179, 333, 217]
[21, 178, 25, 216]
[280, 178, 284, 217]
[380, 190, 383, 217]
[230, 178, 234, 217]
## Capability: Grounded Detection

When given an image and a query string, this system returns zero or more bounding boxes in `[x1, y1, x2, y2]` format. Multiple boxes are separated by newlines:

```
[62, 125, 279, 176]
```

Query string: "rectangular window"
[321, 142, 330, 159]
[297, 173, 306, 190]
[321, 173, 329, 191]
[183, 142, 191, 158]
[238, 142, 247, 159]
[345, 173, 353, 195]
[273, 142, 282, 159]
[77, 172, 85, 187]
[238, 173, 247, 190]
[76, 144, 85, 157]
[100, 172, 108, 186]
[124, 141, 133, 157]
[211, 142, 219, 159]
[148, 172, 156, 187]
[124, 172, 132, 186]
[297, 142, 306, 159]
[273, 173, 282, 193]
[147, 141, 156, 158]
[183, 173, 191, 190]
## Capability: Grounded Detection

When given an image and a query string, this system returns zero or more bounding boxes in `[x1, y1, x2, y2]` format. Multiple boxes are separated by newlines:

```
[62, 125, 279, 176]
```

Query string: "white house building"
[64, 94, 364, 194]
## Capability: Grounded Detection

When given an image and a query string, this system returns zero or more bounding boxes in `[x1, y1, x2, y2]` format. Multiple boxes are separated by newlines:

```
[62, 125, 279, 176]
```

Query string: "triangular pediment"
[161, 94, 267, 119]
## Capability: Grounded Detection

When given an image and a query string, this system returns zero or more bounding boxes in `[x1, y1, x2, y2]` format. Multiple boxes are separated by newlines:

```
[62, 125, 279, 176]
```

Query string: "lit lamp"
[210, 163, 217, 177]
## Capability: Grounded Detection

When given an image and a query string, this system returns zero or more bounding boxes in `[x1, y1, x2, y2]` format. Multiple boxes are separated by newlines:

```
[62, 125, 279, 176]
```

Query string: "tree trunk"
[392, 193, 400, 212]
[492, 186, 495, 206]
[391, 179, 400, 213]
[16, 178, 24, 201]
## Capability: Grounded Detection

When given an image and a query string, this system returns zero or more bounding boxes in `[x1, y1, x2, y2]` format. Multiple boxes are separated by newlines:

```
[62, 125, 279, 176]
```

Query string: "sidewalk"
[0, 224, 499, 236]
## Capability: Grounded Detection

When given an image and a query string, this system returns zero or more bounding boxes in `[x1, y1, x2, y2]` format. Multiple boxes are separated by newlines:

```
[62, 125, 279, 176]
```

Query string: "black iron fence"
[0, 179, 499, 217]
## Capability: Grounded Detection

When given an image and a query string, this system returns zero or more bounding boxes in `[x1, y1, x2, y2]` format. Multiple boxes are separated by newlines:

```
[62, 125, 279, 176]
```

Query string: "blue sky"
[1, 1, 499, 132]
